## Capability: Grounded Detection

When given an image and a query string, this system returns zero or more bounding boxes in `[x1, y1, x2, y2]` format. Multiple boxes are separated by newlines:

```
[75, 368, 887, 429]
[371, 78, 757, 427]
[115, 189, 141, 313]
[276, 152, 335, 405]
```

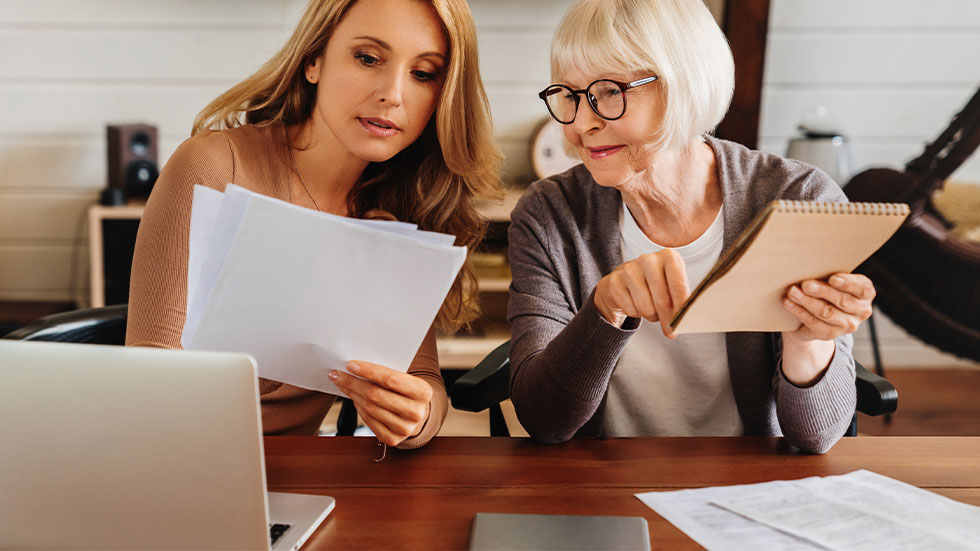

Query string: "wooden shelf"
[478, 278, 511, 292]
[88, 201, 146, 308]
[475, 187, 524, 222]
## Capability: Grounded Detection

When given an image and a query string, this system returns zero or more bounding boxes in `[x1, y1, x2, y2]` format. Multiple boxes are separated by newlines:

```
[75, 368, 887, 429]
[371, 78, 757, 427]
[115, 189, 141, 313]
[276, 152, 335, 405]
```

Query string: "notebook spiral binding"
[775, 200, 910, 216]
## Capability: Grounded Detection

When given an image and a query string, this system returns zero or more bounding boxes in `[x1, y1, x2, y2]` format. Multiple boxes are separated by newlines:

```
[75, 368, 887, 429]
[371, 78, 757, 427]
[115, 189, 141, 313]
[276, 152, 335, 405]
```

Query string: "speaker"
[106, 123, 158, 201]
[101, 218, 141, 306]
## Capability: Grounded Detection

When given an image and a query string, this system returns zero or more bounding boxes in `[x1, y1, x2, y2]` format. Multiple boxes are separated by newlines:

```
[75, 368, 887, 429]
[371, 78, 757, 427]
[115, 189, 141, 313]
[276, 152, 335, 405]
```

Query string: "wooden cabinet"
[88, 202, 145, 309]
[86, 188, 525, 369]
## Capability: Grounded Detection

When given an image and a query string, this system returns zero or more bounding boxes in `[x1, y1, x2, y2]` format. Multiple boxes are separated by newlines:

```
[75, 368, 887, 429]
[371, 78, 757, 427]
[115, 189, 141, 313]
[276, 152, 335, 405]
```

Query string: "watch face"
[530, 118, 581, 179]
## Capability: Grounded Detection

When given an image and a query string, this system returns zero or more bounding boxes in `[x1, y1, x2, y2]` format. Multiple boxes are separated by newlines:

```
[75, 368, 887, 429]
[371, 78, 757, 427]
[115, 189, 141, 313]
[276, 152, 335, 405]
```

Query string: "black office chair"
[3, 304, 129, 344]
[3, 305, 361, 436]
[451, 340, 898, 437]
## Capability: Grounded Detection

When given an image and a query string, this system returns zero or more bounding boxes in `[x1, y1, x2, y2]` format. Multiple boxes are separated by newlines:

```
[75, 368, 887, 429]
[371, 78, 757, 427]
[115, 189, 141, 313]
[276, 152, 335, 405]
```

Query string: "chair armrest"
[855, 361, 898, 416]
[450, 340, 511, 413]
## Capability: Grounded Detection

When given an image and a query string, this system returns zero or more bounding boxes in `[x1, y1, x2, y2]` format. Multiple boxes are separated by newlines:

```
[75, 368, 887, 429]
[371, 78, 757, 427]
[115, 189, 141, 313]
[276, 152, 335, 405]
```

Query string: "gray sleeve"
[772, 166, 857, 453]
[507, 191, 637, 443]
[773, 334, 857, 453]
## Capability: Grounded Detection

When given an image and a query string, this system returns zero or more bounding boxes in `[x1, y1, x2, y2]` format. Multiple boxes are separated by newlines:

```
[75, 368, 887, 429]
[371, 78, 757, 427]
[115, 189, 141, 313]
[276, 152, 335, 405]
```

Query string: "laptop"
[0, 340, 334, 550]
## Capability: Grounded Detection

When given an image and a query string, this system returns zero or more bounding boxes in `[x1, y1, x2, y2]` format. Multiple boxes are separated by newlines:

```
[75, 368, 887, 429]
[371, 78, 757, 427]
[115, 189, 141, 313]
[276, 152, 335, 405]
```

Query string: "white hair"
[551, 0, 735, 151]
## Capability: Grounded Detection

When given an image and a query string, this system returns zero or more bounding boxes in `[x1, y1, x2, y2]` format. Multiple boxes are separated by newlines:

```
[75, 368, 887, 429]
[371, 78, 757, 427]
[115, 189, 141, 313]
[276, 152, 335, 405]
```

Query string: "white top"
[600, 201, 743, 436]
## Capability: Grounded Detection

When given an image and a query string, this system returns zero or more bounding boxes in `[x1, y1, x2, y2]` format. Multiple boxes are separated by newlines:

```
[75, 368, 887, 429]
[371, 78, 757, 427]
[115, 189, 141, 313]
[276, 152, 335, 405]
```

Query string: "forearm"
[510, 294, 638, 443]
[781, 337, 835, 386]
[396, 328, 446, 449]
[396, 371, 447, 449]
[775, 335, 856, 453]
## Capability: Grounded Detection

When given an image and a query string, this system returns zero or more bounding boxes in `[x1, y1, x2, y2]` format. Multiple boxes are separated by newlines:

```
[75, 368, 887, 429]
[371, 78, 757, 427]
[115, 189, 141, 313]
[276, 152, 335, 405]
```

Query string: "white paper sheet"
[711, 470, 980, 551]
[181, 184, 466, 396]
[636, 482, 825, 551]
[637, 470, 980, 551]
[186, 185, 224, 311]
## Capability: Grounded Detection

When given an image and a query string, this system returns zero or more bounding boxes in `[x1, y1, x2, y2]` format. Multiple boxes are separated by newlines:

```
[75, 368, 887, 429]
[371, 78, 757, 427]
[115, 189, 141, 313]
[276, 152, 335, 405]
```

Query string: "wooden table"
[264, 436, 980, 550]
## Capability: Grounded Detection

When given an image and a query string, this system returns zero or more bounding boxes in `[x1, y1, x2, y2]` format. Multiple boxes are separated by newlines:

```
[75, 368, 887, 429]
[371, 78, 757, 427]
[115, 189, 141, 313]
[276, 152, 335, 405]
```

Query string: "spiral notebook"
[669, 201, 909, 334]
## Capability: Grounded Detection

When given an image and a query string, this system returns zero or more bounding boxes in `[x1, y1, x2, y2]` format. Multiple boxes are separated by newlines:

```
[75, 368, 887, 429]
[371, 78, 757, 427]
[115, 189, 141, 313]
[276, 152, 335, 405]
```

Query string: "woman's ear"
[306, 56, 322, 84]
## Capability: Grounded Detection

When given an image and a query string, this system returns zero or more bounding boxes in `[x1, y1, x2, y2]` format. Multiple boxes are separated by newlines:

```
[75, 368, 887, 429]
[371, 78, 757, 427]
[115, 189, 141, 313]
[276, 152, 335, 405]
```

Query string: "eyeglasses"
[538, 76, 659, 125]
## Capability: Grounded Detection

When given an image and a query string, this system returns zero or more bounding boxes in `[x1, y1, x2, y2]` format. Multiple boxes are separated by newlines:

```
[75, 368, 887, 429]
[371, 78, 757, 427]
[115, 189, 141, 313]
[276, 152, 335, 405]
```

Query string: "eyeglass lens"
[544, 80, 625, 123]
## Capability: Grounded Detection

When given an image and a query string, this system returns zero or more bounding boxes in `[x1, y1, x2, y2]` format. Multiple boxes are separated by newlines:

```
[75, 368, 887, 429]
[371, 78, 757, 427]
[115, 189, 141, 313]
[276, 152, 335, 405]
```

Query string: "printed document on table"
[182, 184, 466, 396]
[710, 470, 980, 551]
[635, 482, 825, 551]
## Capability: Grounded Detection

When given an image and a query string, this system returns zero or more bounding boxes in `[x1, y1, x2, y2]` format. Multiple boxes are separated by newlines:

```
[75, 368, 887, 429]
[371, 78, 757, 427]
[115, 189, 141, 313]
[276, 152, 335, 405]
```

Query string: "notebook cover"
[669, 201, 909, 334]
[469, 512, 651, 551]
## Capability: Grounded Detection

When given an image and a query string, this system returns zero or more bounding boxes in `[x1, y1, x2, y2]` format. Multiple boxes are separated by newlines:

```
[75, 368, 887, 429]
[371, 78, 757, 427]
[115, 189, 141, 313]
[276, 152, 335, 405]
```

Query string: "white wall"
[470, 0, 570, 184]
[0, 0, 306, 302]
[0, 0, 565, 304]
[760, 0, 980, 181]
[1, 0, 977, 366]
[759, 0, 980, 368]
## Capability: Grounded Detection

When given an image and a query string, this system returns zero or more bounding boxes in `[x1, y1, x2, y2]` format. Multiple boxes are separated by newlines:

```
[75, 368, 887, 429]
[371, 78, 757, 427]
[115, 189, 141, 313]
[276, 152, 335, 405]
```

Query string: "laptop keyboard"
[269, 523, 291, 546]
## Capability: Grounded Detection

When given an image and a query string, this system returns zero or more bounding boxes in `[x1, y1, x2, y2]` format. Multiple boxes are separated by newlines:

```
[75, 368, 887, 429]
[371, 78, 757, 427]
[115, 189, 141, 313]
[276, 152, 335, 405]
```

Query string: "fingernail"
[831, 275, 845, 287]
[328, 370, 340, 381]
[346, 361, 360, 374]
[783, 298, 795, 309]
[804, 281, 819, 293]
[789, 286, 803, 299]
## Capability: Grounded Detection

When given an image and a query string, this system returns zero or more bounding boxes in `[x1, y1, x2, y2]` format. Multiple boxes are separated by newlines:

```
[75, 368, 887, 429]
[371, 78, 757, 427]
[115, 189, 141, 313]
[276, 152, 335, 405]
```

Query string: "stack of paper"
[181, 184, 466, 396]
[636, 470, 980, 550]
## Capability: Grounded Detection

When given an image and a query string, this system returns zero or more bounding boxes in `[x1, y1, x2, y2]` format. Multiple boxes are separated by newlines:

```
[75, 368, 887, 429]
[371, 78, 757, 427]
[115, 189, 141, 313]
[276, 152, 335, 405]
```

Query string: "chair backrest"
[3, 305, 128, 345]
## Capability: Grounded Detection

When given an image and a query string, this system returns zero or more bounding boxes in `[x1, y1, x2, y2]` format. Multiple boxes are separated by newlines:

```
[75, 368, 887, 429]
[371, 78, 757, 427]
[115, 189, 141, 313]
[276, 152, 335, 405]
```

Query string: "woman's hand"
[782, 272, 874, 343]
[593, 249, 691, 337]
[328, 361, 433, 446]
[780, 272, 875, 385]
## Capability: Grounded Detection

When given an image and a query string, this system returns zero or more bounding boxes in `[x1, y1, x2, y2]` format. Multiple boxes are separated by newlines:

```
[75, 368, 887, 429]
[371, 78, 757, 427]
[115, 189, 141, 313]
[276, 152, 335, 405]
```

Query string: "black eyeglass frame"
[538, 76, 659, 125]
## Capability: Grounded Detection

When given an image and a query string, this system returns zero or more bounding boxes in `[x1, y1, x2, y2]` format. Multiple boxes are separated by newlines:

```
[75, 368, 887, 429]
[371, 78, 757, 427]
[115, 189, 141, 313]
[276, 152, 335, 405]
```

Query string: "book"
[669, 200, 910, 334]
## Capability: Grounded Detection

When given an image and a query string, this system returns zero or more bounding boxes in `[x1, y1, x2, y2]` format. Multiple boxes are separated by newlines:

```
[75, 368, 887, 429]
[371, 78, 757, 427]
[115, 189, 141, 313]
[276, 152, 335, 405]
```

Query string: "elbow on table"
[528, 429, 575, 445]
[784, 428, 846, 455]
[513, 406, 576, 445]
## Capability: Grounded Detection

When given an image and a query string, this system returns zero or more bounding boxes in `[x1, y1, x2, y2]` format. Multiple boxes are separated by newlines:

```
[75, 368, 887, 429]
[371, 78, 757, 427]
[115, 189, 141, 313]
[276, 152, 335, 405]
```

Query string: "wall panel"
[765, 33, 980, 85]
[0, 193, 95, 240]
[0, 0, 293, 25]
[0, 29, 284, 81]
[770, 0, 980, 28]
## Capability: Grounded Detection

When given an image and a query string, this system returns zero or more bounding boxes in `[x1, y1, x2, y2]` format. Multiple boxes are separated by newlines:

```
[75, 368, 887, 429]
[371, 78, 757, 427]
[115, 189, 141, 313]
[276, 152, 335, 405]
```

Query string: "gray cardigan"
[507, 137, 857, 453]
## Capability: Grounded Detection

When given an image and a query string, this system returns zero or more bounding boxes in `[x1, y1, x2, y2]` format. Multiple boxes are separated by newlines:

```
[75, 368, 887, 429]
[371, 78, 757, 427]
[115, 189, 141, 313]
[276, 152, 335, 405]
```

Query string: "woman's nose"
[374, 70, 404, 107]
[570, 96, 602, 134]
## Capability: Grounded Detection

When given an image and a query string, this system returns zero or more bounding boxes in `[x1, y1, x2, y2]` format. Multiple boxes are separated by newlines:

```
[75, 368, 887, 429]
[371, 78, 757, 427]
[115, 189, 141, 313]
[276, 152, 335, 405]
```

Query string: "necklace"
[292, 158, 321, 212]
[285, 126, 321, 212]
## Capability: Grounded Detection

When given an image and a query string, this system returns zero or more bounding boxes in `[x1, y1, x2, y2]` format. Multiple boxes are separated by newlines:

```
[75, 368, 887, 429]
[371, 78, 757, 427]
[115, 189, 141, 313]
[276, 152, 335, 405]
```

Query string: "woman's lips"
[588, 145, 625, 159]
[358, 117, 400, 137]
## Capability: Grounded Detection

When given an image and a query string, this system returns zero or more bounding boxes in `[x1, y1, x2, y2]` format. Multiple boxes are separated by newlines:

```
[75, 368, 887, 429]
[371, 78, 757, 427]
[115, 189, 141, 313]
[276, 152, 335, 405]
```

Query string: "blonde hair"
[193, 0, 501, 333]
[551, 0, 734, 151]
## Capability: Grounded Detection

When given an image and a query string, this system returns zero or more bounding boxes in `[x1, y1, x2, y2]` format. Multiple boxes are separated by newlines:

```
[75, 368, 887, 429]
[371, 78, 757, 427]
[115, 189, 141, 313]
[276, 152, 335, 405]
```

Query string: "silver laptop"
[0, 340, 334, 550]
